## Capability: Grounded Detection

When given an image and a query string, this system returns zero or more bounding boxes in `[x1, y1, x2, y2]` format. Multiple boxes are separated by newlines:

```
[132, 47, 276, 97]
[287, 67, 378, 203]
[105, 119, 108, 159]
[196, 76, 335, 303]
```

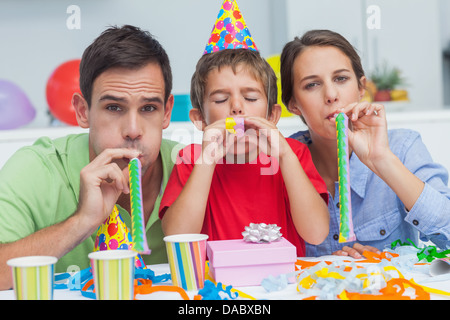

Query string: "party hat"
[204, 0, 258, 55]
[94, 205, 147, 269]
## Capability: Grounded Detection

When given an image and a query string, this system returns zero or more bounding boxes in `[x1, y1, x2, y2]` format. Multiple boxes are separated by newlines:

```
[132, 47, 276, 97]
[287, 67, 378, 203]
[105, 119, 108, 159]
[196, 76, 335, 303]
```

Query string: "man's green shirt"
[0, 133, 182, 273]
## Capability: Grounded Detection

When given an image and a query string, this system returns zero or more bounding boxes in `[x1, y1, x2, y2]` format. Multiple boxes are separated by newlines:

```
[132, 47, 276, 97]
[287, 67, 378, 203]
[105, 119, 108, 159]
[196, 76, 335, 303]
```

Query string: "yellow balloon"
[266, 54, 293, 117]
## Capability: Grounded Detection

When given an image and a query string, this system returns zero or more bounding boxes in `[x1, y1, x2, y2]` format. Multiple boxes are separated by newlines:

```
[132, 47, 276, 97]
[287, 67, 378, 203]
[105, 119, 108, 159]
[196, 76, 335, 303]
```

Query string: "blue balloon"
[217, 38, 225, 47]
[220, 30, 229, 38]
[235, 32, 244, 42]
[98, 233, 106, 243]
[245, 38, 253, 46]
[0, 79, 36, 129]
[223, 17, 232, 26]
[217, 9, 224, 19]
[205, 44, 213, 54]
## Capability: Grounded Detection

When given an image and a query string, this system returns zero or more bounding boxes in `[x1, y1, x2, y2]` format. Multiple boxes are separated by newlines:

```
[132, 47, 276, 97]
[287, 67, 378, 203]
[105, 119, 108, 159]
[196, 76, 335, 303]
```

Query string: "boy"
[159, 48, 329, 256]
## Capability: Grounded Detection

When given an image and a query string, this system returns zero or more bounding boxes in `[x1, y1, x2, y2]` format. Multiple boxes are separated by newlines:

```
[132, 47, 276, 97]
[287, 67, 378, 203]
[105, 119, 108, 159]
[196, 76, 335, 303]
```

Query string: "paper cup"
[163, 234, 208, 291]
[7, 256, 57, 300]
[88, 250, 137, 300]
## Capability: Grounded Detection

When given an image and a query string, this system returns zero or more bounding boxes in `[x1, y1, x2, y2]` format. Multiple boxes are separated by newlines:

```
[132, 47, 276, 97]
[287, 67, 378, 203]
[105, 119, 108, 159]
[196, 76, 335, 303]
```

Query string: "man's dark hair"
[79, 25, 172, 106]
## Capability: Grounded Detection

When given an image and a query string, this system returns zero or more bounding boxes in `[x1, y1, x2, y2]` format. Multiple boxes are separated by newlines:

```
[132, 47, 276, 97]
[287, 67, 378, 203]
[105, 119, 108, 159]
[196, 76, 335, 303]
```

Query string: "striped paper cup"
[88, 250, 137, 300]
[163, 234, 208, 291]
[7, 256, 57, 300]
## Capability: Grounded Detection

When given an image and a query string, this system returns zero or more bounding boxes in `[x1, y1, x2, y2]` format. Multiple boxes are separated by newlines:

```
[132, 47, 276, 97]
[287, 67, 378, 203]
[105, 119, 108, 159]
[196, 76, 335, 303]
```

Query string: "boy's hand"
[201, 119, 235, 164]
[244, 116, 290, 160]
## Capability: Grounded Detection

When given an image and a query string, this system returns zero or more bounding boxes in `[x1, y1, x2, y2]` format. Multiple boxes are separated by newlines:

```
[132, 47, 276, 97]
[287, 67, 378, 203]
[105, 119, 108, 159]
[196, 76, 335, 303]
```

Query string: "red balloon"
[108, 222, 118, 237]
[46, 59, 81, 126]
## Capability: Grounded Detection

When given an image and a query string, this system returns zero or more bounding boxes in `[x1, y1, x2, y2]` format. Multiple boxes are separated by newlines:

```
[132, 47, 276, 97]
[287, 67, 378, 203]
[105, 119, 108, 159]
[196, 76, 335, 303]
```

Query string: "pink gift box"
[206, 237, 297, 287]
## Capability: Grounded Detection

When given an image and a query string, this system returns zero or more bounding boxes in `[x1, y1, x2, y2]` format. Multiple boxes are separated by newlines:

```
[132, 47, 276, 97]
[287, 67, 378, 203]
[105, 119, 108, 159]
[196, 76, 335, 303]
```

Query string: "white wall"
[0, 0, 273, 128]
[2, 110, 450, 175]
[284, 0, 444, 109]
[0, 0, 448, 130]
[440, 0, 450, 105]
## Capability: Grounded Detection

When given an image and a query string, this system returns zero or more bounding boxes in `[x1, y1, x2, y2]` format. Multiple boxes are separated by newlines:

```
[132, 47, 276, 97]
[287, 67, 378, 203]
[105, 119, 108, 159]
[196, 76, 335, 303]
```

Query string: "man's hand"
[76, 148, 141, 232]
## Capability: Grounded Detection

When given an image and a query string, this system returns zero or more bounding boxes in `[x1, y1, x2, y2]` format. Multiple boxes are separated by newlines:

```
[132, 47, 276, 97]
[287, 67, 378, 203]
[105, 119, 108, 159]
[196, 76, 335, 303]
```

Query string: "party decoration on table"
[46, 59, 81, 126]
[55, 266, 171, 300]
[335, 113, 356, 242]
[242, 223, 282, 243]
[0, 79, 36, 130]
[94, 205, 147, 269]
[196, 280, 239, 300]
[225, 117, 245, 137]
[203, 0, 258, 55]
[129, 157, 151, 254]
[134, 283, 190, 300]
[390, 238, 450, 263]
[295, 258, 432, 300]
[293, 239, 450, 300]
[261, 273, 294, 293]
[390, 238, 450, 277]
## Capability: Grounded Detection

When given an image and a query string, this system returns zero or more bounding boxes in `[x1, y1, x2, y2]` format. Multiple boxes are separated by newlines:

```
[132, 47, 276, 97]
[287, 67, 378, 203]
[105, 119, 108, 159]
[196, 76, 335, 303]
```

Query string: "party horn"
[225, 117, 245, 137]
[336, 113, 356, 242]
[129, 158, 151, 254]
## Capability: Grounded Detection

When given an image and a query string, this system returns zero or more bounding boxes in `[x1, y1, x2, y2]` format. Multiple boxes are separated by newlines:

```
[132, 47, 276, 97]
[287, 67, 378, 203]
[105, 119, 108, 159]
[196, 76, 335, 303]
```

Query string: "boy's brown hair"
[190, 49, 278, 115]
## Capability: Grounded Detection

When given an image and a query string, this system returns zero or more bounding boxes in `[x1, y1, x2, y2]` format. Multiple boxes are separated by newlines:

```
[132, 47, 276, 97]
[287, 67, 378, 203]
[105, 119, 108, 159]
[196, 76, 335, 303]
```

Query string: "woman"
[280, 29, 450, 258]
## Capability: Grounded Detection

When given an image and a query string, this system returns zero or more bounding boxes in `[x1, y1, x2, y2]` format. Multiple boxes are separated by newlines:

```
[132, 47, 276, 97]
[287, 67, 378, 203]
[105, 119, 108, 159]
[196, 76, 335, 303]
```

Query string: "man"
[0, 25, 182, 290]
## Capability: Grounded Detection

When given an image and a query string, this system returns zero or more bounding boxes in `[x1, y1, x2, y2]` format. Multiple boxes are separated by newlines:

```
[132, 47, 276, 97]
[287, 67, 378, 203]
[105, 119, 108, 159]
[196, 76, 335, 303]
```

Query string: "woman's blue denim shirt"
[290, 129, 450, 256]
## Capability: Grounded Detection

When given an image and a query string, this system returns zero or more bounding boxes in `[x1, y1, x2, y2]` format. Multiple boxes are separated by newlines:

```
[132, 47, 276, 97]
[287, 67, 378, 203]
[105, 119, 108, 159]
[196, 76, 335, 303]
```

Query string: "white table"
[1, 255, 449, 301]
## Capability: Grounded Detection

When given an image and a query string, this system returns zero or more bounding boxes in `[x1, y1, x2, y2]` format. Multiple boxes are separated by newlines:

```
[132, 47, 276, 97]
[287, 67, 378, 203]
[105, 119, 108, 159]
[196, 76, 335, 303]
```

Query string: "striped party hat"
[204, 0, 258, 55]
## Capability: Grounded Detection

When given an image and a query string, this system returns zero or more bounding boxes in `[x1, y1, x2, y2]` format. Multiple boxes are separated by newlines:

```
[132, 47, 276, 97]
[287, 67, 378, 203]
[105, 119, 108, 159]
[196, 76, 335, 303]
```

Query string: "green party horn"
[336, 113, 356, 242]
[129, 157, 151, 254]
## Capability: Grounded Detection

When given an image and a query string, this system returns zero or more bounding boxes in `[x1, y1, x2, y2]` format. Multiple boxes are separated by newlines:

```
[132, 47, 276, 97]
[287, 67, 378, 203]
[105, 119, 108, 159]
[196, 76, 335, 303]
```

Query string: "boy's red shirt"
[159, 138, 328, 257]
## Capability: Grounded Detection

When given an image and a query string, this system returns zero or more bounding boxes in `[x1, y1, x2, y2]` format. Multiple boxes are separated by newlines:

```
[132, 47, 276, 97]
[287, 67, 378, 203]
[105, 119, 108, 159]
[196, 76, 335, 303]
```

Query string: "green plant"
[370, 61, 406, 91]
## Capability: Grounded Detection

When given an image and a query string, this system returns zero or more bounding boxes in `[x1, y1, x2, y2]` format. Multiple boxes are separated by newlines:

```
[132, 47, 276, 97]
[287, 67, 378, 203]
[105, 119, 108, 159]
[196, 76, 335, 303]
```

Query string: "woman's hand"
[333, 243, 381, 259]
[340, 102, 390, 174]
